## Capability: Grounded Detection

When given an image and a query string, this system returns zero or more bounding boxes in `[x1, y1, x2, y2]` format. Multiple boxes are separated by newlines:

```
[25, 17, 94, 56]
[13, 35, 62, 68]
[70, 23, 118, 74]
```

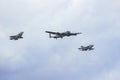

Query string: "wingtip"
[45, 31, 49, 33]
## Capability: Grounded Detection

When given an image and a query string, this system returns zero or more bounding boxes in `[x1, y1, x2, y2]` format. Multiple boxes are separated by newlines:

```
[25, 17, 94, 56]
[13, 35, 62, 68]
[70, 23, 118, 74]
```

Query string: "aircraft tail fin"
[49, 34, 51, 38]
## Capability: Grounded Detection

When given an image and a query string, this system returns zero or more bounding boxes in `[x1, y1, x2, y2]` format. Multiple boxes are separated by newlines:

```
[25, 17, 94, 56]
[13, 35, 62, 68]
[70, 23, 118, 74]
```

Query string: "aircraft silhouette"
[10, 32, 24, 40]
[45, 31, 81, 39]
[78, 45, 94, 51]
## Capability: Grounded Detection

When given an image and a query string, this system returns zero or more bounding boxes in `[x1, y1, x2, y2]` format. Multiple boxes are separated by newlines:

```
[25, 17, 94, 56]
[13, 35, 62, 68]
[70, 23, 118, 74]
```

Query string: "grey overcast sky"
[0, 0, 120, 80]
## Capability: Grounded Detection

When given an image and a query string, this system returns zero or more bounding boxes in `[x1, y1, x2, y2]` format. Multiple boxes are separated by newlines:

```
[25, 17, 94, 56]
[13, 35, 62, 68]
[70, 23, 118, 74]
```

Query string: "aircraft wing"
[45, 31, 60, 35]
[78, 48, 81, 50]
[10, 36, 16, 38]
[9, 36, 17, 40]
[74, 32, 82, 35]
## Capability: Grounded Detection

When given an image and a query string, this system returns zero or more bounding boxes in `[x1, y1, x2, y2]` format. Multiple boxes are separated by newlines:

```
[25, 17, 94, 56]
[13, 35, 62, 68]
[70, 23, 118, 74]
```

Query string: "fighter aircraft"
[9, 32, 24, 40]
[78, 45, 94, 51]
[45, 31, 81, 39]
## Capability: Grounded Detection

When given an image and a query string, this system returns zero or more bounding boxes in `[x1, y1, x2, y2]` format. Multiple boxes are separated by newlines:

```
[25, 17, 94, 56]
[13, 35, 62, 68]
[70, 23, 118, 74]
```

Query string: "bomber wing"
[45, 31, 60, 35]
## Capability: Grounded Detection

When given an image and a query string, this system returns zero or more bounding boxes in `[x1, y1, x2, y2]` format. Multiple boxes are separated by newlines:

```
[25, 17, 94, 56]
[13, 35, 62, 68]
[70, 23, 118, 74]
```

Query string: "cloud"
[0, 0, 120, 80]
[94, 62, 120, 80]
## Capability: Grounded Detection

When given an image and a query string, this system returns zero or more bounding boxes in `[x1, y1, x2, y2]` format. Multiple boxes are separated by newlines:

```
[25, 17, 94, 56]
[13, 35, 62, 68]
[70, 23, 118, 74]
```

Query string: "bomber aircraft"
[45, 31, 81, 39]
[9, 32, 24, 40]
[78, 45, 94, 51]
